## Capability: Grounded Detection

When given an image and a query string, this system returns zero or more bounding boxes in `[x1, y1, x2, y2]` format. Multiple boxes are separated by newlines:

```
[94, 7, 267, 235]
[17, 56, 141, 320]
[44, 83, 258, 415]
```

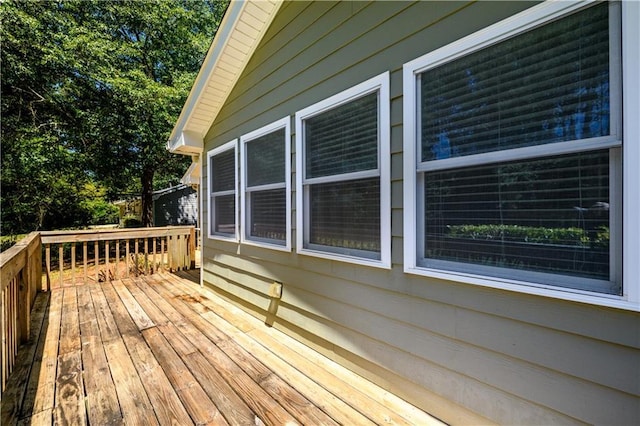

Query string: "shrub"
[121, 215, 142, 228]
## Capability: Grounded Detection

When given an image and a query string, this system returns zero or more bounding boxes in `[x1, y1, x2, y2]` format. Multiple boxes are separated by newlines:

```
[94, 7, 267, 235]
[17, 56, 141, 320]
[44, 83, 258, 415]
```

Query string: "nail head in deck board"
[141, 326, 228, 425]
[76, 285, 124, 425]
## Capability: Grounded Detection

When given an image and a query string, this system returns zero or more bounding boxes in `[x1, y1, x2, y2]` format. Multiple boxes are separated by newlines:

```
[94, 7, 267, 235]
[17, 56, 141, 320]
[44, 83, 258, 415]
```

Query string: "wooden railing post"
[189, 227, 196, 269]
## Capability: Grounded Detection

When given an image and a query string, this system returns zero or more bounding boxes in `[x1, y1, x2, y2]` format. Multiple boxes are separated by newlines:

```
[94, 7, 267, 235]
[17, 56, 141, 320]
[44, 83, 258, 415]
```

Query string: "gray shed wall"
[200, 1, 640, 424]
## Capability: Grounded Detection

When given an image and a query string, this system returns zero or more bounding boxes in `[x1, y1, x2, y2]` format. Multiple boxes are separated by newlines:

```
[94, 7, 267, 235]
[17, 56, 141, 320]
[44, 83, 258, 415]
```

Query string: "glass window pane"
[309, 178, 380, 254]
[305, 92, 378, 178]
[420, 3, 610, 162]
[423, 150, 615, 293]
[213, 194, 235, 235]
[250, 189, 286, 243]
[211, 149, 235, 192]
[247, 129, 285, 187]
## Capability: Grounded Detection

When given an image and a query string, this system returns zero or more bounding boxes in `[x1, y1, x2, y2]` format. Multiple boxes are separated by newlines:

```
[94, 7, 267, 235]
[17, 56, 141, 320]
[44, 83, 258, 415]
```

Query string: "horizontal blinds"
[310, 178, 380, 253]
[424, 150, 612, 288]
[305, 92, 378, 178]
[246, 129, 285, 187]
[213, 194, 235, 235]
[250, 189, 286, 243]
[420, 2, 610, 162]
[211, 149, 235, 192]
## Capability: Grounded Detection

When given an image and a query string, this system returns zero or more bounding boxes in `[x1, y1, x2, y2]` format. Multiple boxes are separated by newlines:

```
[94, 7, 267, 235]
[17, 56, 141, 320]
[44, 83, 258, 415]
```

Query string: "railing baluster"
[144, 238, 149, 275]
[160, 237, 165, 272]
[45, 244, 51, 291]
[115, 240, 120, 280]
[168, 236, 173, 272]
[95, 241, 99, 283]
[135, 239, 139, 276]
[125, 240, 130, 278]
[58, 245, 64, 288]
[105, 241, 110, 282]
[71, 243, 76, 285]
[83, 242, 88, 284]
[152, 237, 157, 274]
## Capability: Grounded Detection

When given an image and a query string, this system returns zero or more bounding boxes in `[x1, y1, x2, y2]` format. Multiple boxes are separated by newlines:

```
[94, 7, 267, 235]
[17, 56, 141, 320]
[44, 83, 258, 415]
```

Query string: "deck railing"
[0, 232, 41, 395]
[0, 226, 196, 398]
[41, 226, 196, 289]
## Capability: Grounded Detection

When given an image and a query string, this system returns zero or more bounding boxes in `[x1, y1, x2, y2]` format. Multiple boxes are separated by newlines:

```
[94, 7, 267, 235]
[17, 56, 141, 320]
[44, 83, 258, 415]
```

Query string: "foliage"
[446, 224, 609, 247]
[121, 215, 142, 229]
[0, 234, 25, 253]
[1, 0, 227, 233]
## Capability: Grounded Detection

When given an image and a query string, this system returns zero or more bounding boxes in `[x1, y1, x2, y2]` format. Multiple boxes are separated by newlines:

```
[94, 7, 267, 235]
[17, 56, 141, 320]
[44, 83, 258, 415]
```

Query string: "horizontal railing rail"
[0, 232, 41, 397]
[0, 226, 196, 397]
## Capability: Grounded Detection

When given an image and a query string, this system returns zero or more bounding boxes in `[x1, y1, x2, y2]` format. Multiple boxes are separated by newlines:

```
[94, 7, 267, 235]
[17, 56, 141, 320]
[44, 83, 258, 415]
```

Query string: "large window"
[296, 73, 390, 268]
[403, 1, 632, 301]
[240, 118, 291, 250]
[208, 140, 238, 240]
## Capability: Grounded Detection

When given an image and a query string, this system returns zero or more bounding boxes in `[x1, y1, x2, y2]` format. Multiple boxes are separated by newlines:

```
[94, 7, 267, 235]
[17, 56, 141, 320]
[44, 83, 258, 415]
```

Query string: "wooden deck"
[1, 270, 443, 425]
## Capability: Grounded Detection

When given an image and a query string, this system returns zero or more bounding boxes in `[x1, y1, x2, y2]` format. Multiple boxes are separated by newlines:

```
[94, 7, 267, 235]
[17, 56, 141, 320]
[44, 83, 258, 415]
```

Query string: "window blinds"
[305, 92, 378, 178]
[420, 2, 610, 162]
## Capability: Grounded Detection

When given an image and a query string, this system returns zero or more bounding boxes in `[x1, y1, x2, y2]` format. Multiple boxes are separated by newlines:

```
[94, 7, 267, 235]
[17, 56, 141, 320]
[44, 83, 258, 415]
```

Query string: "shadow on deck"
[1, 270, 442, 425]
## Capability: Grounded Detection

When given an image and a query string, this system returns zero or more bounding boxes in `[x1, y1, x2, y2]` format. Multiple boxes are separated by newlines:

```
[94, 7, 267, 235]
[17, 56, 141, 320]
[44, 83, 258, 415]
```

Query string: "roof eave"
[168, 0, 283, 155]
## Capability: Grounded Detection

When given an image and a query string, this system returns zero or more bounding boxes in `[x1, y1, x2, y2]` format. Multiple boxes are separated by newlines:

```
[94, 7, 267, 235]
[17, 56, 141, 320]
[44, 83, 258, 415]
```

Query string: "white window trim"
[295, 72, 391, 269]
[207, 139, 239, 242]
[403, 0, 640, 311]
[240, 117, 292, 251]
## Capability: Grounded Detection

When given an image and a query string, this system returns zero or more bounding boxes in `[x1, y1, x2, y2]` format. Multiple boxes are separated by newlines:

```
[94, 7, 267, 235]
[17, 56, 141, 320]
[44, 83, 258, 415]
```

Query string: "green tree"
[63, 0, 227, 225]
[1, 0, 227, 232]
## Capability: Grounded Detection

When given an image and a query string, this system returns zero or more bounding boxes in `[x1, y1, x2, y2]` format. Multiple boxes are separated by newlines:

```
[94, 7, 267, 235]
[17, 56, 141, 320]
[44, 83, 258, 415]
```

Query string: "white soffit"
[181, 158, 201, 186]
[168, 0, 282, 155]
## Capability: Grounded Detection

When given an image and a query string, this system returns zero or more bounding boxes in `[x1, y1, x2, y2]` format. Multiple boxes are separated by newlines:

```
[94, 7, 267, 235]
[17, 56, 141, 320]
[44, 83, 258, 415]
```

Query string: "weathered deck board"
[1, 271, 444, 426]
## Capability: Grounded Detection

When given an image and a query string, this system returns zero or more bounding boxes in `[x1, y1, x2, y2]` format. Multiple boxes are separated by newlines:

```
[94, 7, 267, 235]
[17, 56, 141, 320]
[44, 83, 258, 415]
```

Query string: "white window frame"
[295, 72, 391, 268]
[207, 140, 238, 242]
[403, 0, 640, 311]
[240, 117, 291, 251]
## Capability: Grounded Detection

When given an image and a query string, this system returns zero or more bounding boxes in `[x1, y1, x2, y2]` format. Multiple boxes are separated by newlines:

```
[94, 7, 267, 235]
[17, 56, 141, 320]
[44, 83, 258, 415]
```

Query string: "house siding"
[201, 1, 640, 424]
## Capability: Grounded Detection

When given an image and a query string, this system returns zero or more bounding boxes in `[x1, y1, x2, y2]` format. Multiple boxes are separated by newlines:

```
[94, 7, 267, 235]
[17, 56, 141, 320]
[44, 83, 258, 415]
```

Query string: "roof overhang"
[168, 0, 283, 155]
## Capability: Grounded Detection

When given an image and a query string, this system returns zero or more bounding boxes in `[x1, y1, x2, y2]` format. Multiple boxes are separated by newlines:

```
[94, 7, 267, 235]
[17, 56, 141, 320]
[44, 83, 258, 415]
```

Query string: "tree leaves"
[1, 0, 228, 232]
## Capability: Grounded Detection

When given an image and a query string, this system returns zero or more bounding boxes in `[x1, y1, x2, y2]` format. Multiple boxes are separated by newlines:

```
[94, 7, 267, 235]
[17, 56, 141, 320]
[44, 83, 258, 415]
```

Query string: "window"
[208, 140, 238, 240]
[240, 117, 291, 250]
[403, 0, 640, 308]
[296, 72, 390, 268]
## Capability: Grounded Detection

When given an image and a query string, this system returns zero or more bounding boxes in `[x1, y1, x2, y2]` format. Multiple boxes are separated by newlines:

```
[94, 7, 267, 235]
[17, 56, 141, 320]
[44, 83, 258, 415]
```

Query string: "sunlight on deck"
[2, 270, 443, 425]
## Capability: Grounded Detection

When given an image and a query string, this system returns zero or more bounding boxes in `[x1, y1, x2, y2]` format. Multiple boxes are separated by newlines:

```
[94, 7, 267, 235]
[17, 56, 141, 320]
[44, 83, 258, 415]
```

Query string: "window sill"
[403, 265, 639, 312]
[298, 247, 391, 270]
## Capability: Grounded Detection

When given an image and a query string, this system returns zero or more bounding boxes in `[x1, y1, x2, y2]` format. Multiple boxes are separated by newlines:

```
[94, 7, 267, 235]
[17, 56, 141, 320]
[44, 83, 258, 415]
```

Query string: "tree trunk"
[141, 167, 154, 227]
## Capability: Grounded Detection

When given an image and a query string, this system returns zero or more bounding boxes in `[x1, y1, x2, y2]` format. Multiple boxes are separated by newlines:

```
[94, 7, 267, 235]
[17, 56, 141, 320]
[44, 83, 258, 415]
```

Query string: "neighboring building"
[152, 184, 198, 227]
[168, 1, 640, 424]
[114, 184, 198, 227]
